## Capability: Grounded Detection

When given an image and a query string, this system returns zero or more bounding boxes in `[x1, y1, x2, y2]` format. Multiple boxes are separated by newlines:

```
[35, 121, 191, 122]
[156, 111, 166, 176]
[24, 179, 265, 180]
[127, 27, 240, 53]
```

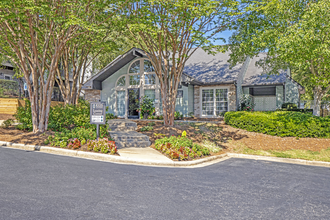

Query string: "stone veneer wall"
[194, 85, 201, 117]
[194, 84, 236, 117]
[84, 90, 101, 102]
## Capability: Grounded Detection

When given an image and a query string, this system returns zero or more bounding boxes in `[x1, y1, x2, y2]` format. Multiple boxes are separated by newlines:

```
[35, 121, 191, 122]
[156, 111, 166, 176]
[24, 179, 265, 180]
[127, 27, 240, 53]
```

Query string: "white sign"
[91, 115, 104, 123]
[24, 83, 27, 91]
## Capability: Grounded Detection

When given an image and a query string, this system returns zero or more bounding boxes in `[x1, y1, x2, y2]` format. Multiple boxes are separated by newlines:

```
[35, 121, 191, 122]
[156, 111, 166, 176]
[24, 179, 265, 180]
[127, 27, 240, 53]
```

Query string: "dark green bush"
[15, 99, 116, 133]
[14, 99, 32, 131]
[281, 102, 298, 109]
[224, 111, 330, 138]
[47, 126, 110, 147]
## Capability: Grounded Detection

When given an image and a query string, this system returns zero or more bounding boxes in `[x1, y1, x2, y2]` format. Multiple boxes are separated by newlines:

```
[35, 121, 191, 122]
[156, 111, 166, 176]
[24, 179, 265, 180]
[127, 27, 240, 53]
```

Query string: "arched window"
[129, 60, 140, 73]
[144, 60, 155, 72]
[117, 76, 126, 87]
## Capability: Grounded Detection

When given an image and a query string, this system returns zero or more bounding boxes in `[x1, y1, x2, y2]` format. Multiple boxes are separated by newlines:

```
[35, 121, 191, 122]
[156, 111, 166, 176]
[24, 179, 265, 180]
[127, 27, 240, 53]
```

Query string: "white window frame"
[4, 74, 12, 80]
[200, 86, 230, 117]
[113, 58, 161, 118]
[115, 75, 126, 87]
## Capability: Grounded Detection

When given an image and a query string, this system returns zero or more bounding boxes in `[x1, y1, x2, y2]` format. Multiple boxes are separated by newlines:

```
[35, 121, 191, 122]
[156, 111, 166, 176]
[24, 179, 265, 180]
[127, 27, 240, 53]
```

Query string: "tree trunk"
[313, 88, 323, 116]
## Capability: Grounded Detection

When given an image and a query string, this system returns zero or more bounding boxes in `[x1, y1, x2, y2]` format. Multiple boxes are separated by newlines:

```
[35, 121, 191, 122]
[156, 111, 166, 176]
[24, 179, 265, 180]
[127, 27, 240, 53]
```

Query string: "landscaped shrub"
[239, 94, 255, 111]
[87, 138, 117, 155]
[138, 95, 155, 119]
[67, 138, 81, 149]
[141, 126, 153, 131]
[224, 111, 330, 138]
[281, 102, 298, 110]
[155, 132, 210, 160]
[15, 99, 115, 132]
[174, 111, 183, 120]
[14, 99, 32, 131]
[47, 126, 109, 147]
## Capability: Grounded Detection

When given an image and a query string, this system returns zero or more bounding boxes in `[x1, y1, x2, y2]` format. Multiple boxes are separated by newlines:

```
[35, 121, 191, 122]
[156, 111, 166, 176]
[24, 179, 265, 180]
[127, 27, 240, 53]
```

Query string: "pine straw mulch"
[0, 114, 15, 120]
[1, 119, 330, 153]
[135, 120, 330, 152]
[0, 126, 53, 145]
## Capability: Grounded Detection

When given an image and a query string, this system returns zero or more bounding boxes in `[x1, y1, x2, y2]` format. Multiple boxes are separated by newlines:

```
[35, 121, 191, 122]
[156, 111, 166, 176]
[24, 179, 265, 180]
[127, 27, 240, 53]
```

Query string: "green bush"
[141, 126, 153, 131]
[47, 126, 110, 147]
[138, 95, 155, 119]
[14, 99, 33, 131]
[224, 111, 330, 138]
[281, 102, 298, 110]
[87, 138, 117, 154]
[174, 111, 183, 120]
[155, 134, 210, 160]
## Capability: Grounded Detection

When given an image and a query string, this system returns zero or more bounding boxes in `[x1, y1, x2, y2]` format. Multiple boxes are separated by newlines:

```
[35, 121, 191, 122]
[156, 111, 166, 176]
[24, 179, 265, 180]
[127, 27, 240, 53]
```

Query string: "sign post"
[90, 101, 106, 139]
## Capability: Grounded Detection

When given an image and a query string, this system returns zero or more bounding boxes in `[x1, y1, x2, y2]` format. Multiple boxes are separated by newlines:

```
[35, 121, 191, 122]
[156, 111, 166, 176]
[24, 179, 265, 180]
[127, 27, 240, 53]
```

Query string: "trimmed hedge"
[224, 111, 330, 138]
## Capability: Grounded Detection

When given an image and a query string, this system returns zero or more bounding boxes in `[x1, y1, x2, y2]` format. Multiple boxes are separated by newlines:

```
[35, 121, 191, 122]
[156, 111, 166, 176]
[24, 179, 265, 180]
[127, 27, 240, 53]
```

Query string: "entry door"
[128, 88, 140, 118]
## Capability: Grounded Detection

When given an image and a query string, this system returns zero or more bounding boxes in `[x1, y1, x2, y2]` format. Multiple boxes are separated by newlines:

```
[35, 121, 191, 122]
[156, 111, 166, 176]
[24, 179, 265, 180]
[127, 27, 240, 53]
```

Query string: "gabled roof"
[82, 48, 146, 90]
[82, 47, 302, 90]
[243, 54, 287, 86]
[183, 48, 243, 84]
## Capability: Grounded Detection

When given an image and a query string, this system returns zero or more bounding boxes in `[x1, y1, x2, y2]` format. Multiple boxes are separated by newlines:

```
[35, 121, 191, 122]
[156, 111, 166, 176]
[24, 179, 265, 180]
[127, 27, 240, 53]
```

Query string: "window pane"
[117, 76, 125, 86]
[202, 89, 214, 116]
[144, 60, 155, 72]
[129, 75, 140, 85]
[215, 89, 228, 115]
[129, 60, 140, 73]
[144, 74, 156, 85]
[144, 89, 155, 101]
[117, 91, 126, 117]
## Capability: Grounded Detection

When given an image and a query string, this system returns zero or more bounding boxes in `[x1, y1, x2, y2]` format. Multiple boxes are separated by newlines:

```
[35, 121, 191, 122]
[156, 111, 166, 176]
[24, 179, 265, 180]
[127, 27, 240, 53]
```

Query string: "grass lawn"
[233, 141, 330, 162]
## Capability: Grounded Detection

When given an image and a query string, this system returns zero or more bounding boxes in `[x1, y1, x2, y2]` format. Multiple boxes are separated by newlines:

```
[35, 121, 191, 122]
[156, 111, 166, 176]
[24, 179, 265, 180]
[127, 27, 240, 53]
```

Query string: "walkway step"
[108, 119, 137, 129]
[109, 126, 136, 132]
[115, 140, 151, 149]
[109, 131, 149, 141]
[108, 119, 151, 149]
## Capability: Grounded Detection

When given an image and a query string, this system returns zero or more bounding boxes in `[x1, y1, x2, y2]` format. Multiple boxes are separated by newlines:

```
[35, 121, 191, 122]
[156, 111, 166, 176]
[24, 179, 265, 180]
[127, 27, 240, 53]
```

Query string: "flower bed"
[155, 131, 210, 160]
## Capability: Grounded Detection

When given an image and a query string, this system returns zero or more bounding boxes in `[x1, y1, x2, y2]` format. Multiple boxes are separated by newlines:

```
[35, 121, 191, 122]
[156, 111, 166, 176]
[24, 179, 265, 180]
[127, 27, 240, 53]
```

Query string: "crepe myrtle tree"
[55, 19, 131, 106]
[226, 0, 330, 116]
[125, 0, 241, 126]
[0, 0, 128, 132]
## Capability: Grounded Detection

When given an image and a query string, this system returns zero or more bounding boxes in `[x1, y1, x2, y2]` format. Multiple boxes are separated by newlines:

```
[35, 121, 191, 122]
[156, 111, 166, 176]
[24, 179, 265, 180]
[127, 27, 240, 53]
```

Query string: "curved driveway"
[1, 147, 329, 219]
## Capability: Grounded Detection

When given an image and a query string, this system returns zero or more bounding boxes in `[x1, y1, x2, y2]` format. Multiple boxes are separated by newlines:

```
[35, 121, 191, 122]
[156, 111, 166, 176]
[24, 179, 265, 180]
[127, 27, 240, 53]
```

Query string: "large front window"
[144, 74, 156, 85]
[144, 89, 155, 101]
[129, 75, 140, 85]
[202, 88, 228, 116]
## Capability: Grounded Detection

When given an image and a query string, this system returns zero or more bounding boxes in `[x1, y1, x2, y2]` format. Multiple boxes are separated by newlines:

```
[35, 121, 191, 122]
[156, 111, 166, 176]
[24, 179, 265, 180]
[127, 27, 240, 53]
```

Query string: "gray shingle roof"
[183, 48, 243, 84]
[243, 53, 287, 86]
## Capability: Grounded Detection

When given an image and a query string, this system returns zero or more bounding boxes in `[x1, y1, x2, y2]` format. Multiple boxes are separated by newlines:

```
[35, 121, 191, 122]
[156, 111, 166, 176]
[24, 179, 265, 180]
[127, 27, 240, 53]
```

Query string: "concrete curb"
[1, 141, 330, 168]
[228, 153, 330, 168]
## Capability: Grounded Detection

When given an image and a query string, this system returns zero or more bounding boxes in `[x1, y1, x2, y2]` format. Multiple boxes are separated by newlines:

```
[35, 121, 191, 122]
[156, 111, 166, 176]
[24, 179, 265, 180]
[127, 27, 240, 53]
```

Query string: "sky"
[214, 30, 234, 45]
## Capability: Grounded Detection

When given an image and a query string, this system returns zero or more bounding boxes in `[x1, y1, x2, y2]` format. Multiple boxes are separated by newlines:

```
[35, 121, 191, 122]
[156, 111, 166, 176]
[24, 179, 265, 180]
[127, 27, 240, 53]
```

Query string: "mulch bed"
[135, 120, 330, 152]
[0, 126, 53, 145]
[220, 124, 330, 152]
[134, 120, 205, 144]
[0, 114, 15, 120]
[181, 117, 224, 122]
[1, 118, 329, 155]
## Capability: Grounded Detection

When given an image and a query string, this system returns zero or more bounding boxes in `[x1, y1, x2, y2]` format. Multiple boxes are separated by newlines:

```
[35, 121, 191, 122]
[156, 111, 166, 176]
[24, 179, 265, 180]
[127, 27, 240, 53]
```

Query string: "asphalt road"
[1, 147, 330, 220]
